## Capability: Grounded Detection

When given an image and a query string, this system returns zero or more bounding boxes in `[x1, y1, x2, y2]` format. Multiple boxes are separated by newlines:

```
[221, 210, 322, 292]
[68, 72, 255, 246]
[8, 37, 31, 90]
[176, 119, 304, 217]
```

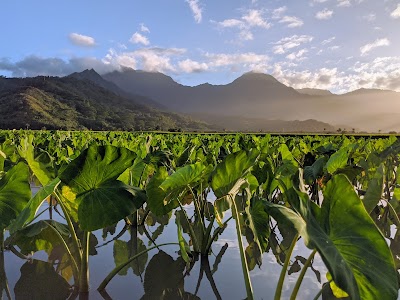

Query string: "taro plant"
[264, 173, 399, 300]
[8, 144, 148, 295]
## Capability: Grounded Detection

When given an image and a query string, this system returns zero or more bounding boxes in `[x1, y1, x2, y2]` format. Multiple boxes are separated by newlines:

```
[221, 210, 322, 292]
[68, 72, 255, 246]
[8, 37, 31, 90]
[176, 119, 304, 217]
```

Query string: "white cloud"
[186, 0, 203, 23]
[286, 49, 308, 60]
[205, 52, 269, 68]
[279, 16, 304, 28]
[329, 45, 340, 50]
[322, 36, 336, 45]
[315, 9, 334, 20]
[337, 0, 351, 7]
[273, 35, 314, 54]
[178, 59, 209, 73]
[391, 4, 400, 19]
[68, 33, 96, 47]
[140, 23, 150, 33]
[242, 9, 271, 28]
[218, 19, 244, 28]
[215, 9, 270, 41]
[360, 38, 390, 56]
[312, 0, 329, 3]
[103, 47, 186, 73]
[272, 6, 287, 19]
[130, 32, 150, 45]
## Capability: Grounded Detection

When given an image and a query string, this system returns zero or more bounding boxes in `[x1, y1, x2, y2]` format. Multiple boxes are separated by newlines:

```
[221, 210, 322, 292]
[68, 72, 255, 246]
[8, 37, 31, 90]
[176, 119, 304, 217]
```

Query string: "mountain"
[68, 69, 164, 109]
[296, 88, 334, 96]
[104, 68, 400, 132]
[0, 75, 212, 131]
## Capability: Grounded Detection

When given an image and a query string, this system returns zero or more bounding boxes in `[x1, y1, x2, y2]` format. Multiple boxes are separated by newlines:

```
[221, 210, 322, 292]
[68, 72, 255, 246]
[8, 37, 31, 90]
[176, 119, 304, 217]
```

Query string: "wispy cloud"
[315, 9, 334, 20]
[68, 33, 96, 47]
[337, 0, 351, 7]
[322, 36, 336, 45]
[360, 38, 390, 56]
[140, 23, 150, 33]
[273, 35, 313, 54]
[214, 9, 270, 41]
[130, 32, 150, 45]
[186, 0, 203, 23]
[279, 16, 304, 28]
[391, 4, 400, 19]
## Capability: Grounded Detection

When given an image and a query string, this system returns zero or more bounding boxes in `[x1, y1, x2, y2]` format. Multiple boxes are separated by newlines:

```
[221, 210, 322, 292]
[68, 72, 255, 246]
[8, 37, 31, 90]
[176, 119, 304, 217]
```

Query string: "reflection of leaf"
[10, 220, 69, 255]
[141, 251, 186, 300]
[288, 260, 301, 275]
[14, 260, 71, 300]
[113, 239, 148, 276]
[211, 243, 228, 274]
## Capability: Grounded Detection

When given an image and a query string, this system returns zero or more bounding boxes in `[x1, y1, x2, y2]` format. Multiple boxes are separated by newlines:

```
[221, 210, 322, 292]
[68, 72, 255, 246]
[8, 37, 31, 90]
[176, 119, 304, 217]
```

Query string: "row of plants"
[0, 130, 400, 299]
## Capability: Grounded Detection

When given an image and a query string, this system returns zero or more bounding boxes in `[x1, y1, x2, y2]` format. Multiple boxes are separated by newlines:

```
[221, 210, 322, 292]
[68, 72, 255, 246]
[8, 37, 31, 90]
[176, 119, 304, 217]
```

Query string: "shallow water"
[1, 199, 326, 300]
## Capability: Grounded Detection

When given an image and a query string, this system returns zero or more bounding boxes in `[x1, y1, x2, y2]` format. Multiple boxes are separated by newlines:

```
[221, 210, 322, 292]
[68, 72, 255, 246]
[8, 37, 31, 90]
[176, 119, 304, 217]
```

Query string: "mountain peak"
[234, 72, 279, 83]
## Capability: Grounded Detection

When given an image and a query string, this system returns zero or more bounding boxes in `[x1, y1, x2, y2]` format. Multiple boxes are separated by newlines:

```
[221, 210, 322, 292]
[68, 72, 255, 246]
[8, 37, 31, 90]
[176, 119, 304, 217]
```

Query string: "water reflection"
[1, 202, 330, 300]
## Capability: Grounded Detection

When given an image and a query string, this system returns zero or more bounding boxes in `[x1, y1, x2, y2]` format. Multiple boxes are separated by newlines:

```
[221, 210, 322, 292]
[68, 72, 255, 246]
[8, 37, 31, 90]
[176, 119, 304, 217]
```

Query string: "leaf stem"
[79, 231, 90, 293]
[275, 233, 299, 300]
[231, 195, 254, 300]
[290, 248, 317, 300]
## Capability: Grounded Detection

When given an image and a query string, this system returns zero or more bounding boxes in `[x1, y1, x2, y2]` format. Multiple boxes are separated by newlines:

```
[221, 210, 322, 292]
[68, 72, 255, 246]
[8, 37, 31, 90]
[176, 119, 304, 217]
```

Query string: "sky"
[0, 0, 400, 93]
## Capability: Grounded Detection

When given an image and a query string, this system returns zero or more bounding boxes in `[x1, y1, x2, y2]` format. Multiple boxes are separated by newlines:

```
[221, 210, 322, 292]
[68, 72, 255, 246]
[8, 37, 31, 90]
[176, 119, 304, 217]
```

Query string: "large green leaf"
[211, 149, 259, 198]
[59, 144, 145, 231]
[265, 175, 398, 300]
[77, 181, 146, 231]
[315, 175, 398, 299]
[160, 162, 210, 192]
[146, 167, 179, 217]
[363, 164, 384, 213]
[0, 162, 31, 230]
[18, 135, 54, 186]
[242, 197, 271, 268]
[9, 178, 61, 233]
[325, 147, 349, 174]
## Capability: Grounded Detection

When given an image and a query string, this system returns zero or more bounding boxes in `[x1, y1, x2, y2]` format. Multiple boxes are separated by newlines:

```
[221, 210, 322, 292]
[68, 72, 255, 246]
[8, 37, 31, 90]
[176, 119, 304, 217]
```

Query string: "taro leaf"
[265, 175, 398, 300]
[0, 162, 31, 230]
[314, 175, 398, 300]
[77, 181, 146, 231]
[10, 220, 69, 255]
[303, 157, 326, 185]
[160, 162, 210, 192]
[146, 167, 179, 217]
[18, 135, 54, 185]
[326, 147, 349, 174]
[59, 144, 145, 231]
[113, 239, 148, 276]
[363, 164, 384, 213]
[14, 260, 71, 300]
[9, 178, 61, 233]
[243, 196, 270, 267]
[211, 149, 259, 198]
[245, 242, 260, 271]
[141, 251, 186, 300]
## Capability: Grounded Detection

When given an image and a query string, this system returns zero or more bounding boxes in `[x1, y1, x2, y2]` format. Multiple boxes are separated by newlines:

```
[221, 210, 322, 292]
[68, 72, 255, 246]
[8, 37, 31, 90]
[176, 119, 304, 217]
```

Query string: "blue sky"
[1, 0, 399, 93]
